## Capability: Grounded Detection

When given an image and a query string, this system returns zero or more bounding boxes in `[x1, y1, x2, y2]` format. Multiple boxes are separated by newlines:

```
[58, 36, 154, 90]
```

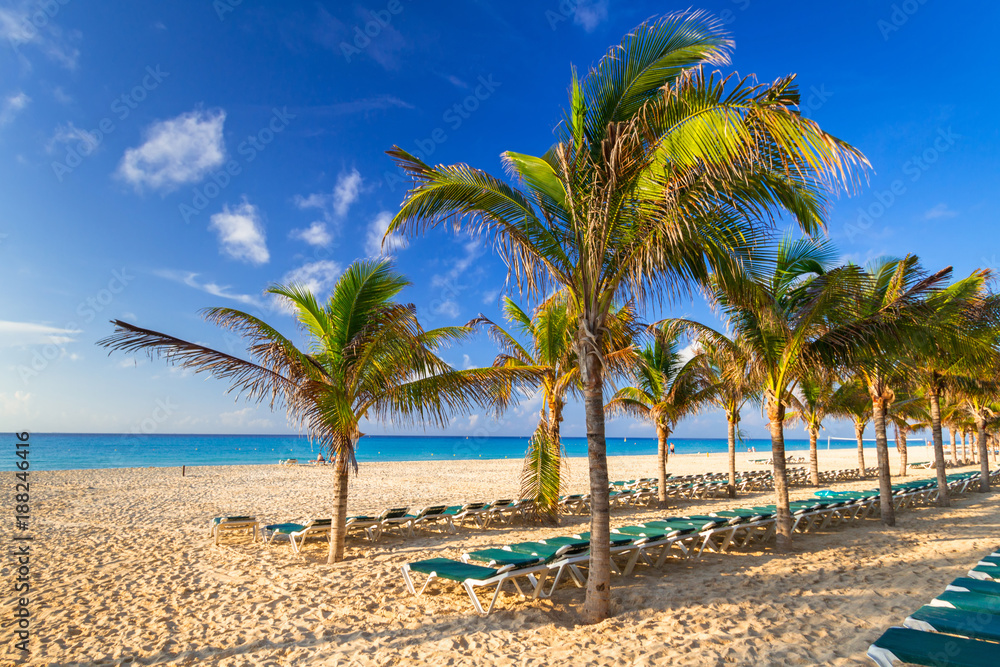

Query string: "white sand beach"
[2, 447, 996, 666]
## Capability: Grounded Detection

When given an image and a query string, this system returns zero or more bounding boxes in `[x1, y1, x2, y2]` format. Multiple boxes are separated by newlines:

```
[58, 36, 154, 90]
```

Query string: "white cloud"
[0, 321, 80, 347]
[209, 199, 269, 265]
[154, 269, 262, 306]
[289, 221, 332, 247]
[365, 210, 407, 257]
[0, 391, 32, 418]
[573, 0, 608, 32]
[0, 92, 29, 125]
[219, 407, 272, 430]
[332, 169, 362, 216]
[482, 289, 500, 305]
[0, 2, 80, 69]
[433, 299, 460, 318]
[47, 122, 99, 154]
[924, 203, 958, 220]
[291, 169, 363, 245]
[118, 109, 226, 191]
[281, 260, 343, 295]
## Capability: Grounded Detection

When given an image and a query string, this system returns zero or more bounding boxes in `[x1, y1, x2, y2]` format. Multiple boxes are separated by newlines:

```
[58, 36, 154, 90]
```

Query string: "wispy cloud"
[209, 199, 269, 265]
[271, 260, 344, 313]
[0, 320, 81, 346]
[47, 122, 99, 153]
[0, 1, 80, 69]
[154, 269, 262, 306]
[291, 169, 363, 245]
[118, 109, 226, 192]
[573, 0, 609, 32]
[924, 203, 958, 220]
[289, 221, 332, 247]
[0, 92, 29, 126]
[365, 210, 407, 257]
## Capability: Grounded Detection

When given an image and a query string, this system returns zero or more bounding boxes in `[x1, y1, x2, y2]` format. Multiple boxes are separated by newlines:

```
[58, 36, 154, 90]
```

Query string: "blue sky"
[2, 0, 998, 442]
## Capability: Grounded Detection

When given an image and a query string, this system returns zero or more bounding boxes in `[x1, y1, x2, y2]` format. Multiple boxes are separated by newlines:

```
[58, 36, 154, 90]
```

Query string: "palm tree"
[886, 387, 925, 477]
[961, 386, 1000, 492]
[787, 369, 835, 486]
[696, 332, 760, 497]
[903, 269, 999, 505]
[828, 378, 872, 477]
[678, 240, 943, 549]
[470, 295, 636, 520]
[386, 13, 867, 620]
[605, 323, 709, 506]
[844, 257, 951, 526]
[98, 260, 532, 563]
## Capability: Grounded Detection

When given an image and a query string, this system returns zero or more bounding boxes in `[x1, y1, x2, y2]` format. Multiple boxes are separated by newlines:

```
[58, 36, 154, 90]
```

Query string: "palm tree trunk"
[767, 399, 792, 551]
[808, 425, 820, 486]
[950, 428, 958, 466]
[327, 453, 350, 564]
[975, 414, 990, 493]
[727, 414, 737, 498]
[656, 424, 670, 507]
[927, 385, 950, 507]
[871, 395, 895, 527]
[855, 421, 866, 478]
[549, 399, 564, 521]
[962, 429, 969, 464]
[896, 426, 908, 477]
[581, 348, 610, 623]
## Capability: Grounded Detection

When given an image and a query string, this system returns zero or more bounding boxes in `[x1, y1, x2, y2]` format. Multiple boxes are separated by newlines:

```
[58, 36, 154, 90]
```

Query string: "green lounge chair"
[968, 565, 1000, 581]
[929, 590, 1000, 614]
[401, 557, 552, 616]
[463, 548, 545, 568]
[867, 626, 999, 667]
[262, 518, 332, 553]
[374, 507, 414, 538]
[905, 604, 1000, 643]
[444, 502, 489, 528]
[344, 515, 381, 541]
[409, 505, 455, 534]
[947, 577, 1000, 597]
[209, 515, 257, 545]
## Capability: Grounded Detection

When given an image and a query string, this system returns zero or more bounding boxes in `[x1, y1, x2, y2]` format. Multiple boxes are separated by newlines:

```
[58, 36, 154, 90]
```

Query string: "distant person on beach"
[669, 443, 675, 454]
[314, 452, 325, 464]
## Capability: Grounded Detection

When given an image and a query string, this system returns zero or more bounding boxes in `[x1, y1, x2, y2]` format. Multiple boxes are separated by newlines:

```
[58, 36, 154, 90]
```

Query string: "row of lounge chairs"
[867, 548, 1000, 666]
[400, 468, 997, 616]
[210, 499, 541, 551]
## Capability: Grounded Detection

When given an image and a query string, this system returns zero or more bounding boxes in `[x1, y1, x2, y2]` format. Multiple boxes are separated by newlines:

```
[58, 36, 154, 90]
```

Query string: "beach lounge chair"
[867, 626, 999, 667]
[401, 557, 550, 615]
[345, 515, 381, 541]
[946, 576, 1000, 597]
[262, 518, 332, 553]
[374, 507, 415, 538]
[928, 589, 1000, 614]
[444, 502, 490, 529]
[209, 515, 257, 545]
[278, 458, 298, 466]
[904, 604, 1000, 643]
[483, 499, 514, 526]
[409, 505, 455, 534]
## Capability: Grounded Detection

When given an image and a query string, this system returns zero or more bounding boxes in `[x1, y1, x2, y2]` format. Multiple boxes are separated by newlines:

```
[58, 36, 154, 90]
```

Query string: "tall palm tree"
[844, 257, 951, 526]
[787, 369, 835, 486]
[961, 386, 1000, 492]
[696, 332, 760, 497]
[385, 13, 866, 620]
[98, 260, 532, 563]
[605, 323, 708, 506]
[470, 295, 636, 520]
[828, 378, 872, 477]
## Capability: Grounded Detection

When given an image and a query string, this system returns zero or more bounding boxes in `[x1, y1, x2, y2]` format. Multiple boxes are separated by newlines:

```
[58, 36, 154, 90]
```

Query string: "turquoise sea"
[6, 433, 832, 471]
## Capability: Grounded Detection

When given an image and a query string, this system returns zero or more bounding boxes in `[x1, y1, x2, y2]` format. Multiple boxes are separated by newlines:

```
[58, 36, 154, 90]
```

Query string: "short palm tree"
[828, 378, 872, 477]
[386, 13, 866, 619]
[98, 260, 531, 562]
[696, 332, 760, 497]
[605, 323, 709, 506]
[787, 369, 835, 486]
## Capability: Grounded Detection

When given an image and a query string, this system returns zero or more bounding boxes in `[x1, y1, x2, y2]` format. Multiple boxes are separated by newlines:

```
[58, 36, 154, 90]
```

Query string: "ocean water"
[5, 433, 832, 471]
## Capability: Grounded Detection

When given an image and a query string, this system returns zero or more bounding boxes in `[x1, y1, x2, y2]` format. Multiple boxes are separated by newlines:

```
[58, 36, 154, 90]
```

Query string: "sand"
[1, 445, 996, 666]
